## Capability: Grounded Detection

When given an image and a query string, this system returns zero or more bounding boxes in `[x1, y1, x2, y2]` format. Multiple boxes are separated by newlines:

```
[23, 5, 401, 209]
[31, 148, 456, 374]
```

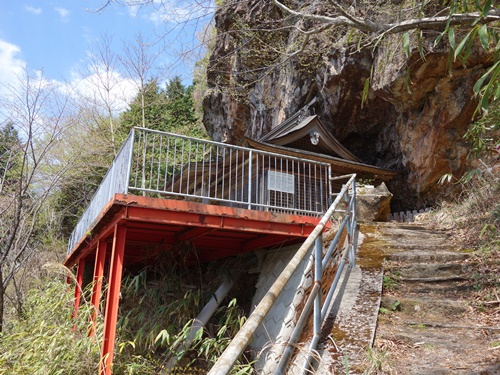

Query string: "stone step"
[388, 250, 471, 263]
[385, 262, 474, 279]
[368, 222, 498, 375]
[377, 325, 500, 374]
[396, 281, 473, 296]
[377, 224, 450, 236]
[381, 296, 470, 317]
[376, 228, 451, 247]
[386, 261, 469, 271]
[382, 243, 454, 251]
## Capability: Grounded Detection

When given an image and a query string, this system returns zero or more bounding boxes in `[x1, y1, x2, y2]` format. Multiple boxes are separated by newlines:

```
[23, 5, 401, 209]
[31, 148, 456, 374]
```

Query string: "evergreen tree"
[119, 79, 170, 136]
[118, 76, 202, 138]
[164, 77, 199, 134]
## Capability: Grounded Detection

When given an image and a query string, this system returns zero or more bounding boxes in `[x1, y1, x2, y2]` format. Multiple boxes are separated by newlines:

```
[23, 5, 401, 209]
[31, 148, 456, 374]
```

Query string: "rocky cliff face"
[202, 1, 489, 209]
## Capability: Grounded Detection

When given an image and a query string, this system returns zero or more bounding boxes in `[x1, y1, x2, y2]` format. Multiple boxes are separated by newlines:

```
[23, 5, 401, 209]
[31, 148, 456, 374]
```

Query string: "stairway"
[214, 219, 499, 374]
[367, 223, 500, 374]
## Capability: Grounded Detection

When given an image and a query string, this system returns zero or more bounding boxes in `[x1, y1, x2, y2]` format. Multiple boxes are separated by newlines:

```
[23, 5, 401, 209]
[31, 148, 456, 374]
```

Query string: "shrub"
[0, 278, 99, 375]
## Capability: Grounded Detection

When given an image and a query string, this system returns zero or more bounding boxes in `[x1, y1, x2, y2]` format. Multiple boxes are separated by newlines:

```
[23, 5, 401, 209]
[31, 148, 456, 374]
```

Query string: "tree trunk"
[0, 267, 4, 333]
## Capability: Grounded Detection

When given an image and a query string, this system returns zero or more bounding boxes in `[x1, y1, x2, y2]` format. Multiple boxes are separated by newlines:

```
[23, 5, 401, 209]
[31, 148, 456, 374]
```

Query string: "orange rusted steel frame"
[63, 195, 325, 374]
[100, 224, 126, 375]
[90, 240, 107, 337]
[64, 196, 321, 269]
[72, 258, 85, 319]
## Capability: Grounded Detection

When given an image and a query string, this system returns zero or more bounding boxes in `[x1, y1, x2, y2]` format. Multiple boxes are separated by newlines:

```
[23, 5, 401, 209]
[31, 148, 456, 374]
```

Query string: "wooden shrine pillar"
[100, 224, 126, 375]
[90, 239, 107, 337]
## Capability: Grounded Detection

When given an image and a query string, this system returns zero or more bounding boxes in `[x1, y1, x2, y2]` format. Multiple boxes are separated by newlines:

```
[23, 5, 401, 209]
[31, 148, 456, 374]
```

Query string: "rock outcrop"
[356, 183, 393, 222]
[202, 1, 491, 209]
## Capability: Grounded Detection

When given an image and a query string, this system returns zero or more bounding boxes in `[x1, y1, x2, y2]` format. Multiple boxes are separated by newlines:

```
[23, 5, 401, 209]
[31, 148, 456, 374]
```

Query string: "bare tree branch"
[273, 0, 500, 35]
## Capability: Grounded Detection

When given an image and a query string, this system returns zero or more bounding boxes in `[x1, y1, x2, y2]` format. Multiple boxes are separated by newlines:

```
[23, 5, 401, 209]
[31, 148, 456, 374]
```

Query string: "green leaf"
[460, 27, 478, 65]
[361, 77, 370, 108]
[434, 30, 446, 47]
[403, 32, 410, 57]
[448, 28, 456, 49]
[478, 25, 490, 50]
[194, 327, 203, 340]
[473, 61, 500, 94]
[461, 168, 482, 183]
[494, 84, 500, 101]
[417, 31, 426, 60]
[454, 29, 473, 61]
[154, 329, 170, 345]
[405, 68, 412, 94]
[482, 0, 492, 17]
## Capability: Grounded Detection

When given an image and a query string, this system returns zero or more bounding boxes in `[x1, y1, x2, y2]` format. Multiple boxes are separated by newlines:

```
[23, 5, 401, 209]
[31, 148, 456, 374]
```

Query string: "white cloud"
[55, 7, 70, 21]
[24, 5, 42, 15]
[0, 39, 26, 94]
[66, 66, 138, 115]
[127, 5, 140, 17]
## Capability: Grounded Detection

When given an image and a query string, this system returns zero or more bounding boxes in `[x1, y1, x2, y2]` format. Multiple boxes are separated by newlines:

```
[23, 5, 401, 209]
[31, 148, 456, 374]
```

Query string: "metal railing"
[67, 127, 332, 254]
[67, 130, 135, 255]
[207, 174, 358, 375]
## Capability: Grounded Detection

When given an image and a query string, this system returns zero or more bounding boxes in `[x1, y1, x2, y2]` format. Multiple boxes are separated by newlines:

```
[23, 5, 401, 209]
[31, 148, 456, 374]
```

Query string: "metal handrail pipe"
[280, 212, 353, 373]
[321, 215, 349, 270]
[329, 174, 357, 181]
[67, 131, 135, 254]
[305, 236, 324, 375]
[274, 282, 322, 374]
[276, 217, 353, 373]
[133, 127, 332, 166]
[320, 244, 351, 320]
[301, 334, 321, 375]
[207, 174, 356, 375]
[321, 191, 357, 320]
[313, 235, 323, 338]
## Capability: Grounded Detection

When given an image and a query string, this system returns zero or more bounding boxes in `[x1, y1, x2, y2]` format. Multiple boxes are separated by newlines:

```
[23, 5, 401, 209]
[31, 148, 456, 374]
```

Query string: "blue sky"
[0, 1, 214, 92]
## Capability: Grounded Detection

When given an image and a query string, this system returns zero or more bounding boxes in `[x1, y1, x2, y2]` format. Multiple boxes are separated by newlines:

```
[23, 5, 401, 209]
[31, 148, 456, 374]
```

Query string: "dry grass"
[415, 161, 500, 317]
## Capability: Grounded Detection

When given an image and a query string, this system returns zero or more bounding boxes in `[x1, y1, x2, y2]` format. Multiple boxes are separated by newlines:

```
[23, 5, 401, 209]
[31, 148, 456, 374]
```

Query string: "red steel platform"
[65, 194, 325, 375]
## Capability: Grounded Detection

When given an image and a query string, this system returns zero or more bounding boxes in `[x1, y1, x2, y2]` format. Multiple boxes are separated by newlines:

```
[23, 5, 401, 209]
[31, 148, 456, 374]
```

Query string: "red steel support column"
[72, 258, 85, 319]
[90, 239, 107, 337]
[100, 224, 126, 375]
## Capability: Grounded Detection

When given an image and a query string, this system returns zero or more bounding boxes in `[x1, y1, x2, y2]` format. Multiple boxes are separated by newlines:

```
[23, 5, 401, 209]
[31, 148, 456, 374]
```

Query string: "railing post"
[301, 235, 324, 373]
[328, 165, 333, 204]
[125, 128, 135, 194]
[314, 235, 323, 332]
[350, 179, 357, 265]
[141, 131, 147, 193]
[247, 150, 253, 209]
